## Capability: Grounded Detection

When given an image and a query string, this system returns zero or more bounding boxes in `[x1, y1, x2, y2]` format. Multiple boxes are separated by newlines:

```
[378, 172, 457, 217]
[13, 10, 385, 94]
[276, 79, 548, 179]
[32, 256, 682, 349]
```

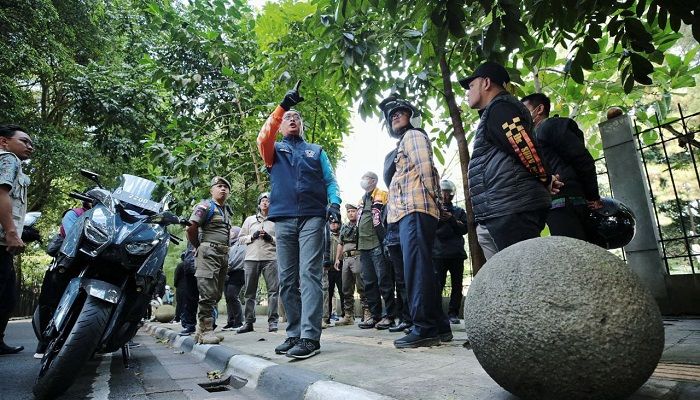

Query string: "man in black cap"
[459, 62, 561, 258]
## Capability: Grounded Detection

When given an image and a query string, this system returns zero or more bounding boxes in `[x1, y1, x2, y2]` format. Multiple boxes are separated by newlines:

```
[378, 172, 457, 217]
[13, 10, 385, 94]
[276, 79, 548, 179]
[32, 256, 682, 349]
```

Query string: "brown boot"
[335, 314, 354, 326]
[199, 318, 222, 345]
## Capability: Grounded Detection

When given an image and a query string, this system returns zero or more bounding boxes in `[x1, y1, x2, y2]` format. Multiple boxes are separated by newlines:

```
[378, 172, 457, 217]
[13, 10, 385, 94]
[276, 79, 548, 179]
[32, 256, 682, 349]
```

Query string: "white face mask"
[360, 178, 375, 192]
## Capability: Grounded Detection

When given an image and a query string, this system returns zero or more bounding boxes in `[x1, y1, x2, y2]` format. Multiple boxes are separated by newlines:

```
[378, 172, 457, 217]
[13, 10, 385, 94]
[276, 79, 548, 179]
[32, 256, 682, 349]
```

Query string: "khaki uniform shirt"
[0, 150, 30, 245]
[189, 200, 231, 245]
[239, 213, 276, 261]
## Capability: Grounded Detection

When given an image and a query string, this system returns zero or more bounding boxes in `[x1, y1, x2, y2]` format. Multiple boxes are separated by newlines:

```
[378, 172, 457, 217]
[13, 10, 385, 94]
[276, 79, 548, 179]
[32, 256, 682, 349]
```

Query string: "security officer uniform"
[336, 204, 368, 324]
[189, 177, 232, 343]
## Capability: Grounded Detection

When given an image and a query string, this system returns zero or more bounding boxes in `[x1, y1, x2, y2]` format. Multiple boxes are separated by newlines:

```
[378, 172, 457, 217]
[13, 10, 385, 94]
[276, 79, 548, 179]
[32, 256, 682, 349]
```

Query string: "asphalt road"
[0, 319, 262, 400]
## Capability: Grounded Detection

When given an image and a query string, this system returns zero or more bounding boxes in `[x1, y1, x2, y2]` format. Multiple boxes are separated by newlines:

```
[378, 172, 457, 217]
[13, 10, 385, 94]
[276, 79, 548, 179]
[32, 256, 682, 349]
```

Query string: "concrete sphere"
[465, 236, 664, 400]
[154, 304, 176, 323]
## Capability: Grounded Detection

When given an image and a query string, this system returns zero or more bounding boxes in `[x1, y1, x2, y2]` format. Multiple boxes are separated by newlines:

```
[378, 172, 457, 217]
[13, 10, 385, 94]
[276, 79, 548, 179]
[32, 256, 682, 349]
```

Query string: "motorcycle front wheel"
[33, 295, 113, 400]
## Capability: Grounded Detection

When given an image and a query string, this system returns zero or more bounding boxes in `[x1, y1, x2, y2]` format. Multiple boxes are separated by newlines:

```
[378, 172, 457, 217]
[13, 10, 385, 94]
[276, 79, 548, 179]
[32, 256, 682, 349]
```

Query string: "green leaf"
[623, 74, 635, 94]
[569, 59, 584, 84]
[575, 49, 593, 70]
[433, 146, 445, 165]
[222, 66, 234, 77]
[583, 36, 600, 54]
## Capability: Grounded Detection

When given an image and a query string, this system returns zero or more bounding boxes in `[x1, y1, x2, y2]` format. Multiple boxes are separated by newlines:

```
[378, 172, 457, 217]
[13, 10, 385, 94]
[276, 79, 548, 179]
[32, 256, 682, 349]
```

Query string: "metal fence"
[632, 106, 700, 275]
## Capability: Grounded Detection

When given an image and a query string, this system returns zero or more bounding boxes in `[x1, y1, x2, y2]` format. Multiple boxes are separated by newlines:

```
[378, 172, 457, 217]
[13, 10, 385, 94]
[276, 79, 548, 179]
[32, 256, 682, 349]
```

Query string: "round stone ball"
[154, 304, 176, 323]
[465, 236, 664, 400]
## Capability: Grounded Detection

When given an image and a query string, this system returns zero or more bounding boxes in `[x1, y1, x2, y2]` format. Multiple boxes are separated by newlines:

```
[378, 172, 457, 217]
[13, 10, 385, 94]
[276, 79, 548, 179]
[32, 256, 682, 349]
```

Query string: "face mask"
[360, 178, 374, 191]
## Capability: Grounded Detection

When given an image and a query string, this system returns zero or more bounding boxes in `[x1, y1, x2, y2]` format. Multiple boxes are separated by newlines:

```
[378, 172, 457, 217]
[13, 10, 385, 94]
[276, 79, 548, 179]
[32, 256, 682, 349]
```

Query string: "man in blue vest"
[257, 81, 342, 359]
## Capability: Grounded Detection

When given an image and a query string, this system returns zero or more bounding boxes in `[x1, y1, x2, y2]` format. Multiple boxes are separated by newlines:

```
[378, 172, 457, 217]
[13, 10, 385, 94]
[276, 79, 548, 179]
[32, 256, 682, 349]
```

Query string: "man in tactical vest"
[521, 92, 603, 241]
[0, 124, 34, 355]
[459, 62, 561, 259]
[257, 80, 342, 359]
[186, 176, 233, 344]
[334, 204, 368, 325]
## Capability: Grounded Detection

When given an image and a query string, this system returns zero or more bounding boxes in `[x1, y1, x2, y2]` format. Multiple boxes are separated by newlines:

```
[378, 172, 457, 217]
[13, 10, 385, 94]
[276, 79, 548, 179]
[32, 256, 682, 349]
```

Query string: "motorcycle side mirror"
[159, 192, 173, 211]
[147, 211, 181, 226]
[80, 169, 104, 189]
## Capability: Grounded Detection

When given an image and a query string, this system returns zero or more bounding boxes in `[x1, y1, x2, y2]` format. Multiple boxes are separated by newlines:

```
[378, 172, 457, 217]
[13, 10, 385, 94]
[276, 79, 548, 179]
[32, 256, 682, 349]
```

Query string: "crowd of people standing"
[1, 60, 602, 360]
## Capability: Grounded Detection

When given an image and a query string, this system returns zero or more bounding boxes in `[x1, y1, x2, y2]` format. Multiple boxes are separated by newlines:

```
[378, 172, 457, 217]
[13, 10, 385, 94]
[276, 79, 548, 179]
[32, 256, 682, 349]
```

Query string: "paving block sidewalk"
[148, 316, 700, 400]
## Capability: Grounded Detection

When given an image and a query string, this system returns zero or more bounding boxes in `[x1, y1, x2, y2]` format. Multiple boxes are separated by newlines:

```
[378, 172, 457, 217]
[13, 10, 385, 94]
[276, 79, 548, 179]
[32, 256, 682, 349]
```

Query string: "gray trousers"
[243, 260, 279, 324]
[275, 217, 325, 341]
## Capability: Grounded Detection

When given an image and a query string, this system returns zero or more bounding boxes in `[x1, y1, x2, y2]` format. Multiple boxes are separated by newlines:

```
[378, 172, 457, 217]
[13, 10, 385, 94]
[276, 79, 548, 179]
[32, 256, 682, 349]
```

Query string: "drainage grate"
[652, 363, 700, 382]
[198, 375, 248, 393]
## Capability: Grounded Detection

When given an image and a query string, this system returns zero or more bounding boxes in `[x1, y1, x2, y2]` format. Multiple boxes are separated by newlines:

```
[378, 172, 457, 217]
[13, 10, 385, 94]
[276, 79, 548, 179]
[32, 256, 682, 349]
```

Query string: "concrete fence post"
[598, 113, 670, 312]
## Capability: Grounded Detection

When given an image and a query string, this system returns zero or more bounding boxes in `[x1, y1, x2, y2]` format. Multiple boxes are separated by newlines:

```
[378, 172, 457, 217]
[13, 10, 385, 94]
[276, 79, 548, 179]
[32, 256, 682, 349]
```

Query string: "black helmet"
[586, 197, 636, 249]
[378, 95, 421, 137]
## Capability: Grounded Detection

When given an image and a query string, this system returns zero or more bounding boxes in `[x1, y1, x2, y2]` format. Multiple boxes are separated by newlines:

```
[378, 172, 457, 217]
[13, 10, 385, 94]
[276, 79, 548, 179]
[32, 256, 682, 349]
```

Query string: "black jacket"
[433, 203, 468, 259]
[534, 117, 600, 201]
[468, 92, 551, 221]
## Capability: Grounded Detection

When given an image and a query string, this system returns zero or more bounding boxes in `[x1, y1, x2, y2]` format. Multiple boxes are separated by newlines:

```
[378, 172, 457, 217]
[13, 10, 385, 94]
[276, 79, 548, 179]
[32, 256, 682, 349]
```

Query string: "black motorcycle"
[32, 169, 187, 399]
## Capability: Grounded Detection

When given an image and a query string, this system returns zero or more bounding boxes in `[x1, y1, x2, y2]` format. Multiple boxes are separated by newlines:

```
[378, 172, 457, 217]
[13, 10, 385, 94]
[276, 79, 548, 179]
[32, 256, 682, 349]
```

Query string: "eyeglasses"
[283, 114, 302, 121]
[390, 110, 408, 120]
[13, 137, 33, 147]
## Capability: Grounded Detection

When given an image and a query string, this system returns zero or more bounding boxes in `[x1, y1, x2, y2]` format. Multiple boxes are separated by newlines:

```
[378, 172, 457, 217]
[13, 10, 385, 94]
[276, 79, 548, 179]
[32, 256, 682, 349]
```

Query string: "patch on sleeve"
[502, 117, 547, 181]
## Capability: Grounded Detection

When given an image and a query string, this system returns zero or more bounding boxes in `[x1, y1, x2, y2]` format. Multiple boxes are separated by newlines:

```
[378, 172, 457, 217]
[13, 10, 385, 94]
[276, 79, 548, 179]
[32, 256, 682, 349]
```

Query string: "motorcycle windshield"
[111, 175, 162, 215]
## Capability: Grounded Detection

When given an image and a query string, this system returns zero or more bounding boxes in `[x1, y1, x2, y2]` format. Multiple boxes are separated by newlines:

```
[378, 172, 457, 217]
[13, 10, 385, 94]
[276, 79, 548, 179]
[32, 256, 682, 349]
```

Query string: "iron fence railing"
[632, 105, 700, 275]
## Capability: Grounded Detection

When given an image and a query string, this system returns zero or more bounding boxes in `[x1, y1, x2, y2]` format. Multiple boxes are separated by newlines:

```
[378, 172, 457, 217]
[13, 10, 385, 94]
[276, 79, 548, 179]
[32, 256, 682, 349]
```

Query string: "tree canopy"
[2, 0, 698, 282]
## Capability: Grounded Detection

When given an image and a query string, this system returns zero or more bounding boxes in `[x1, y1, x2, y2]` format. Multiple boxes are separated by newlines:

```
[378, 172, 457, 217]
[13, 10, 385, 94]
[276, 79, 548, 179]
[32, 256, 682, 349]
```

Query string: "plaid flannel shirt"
[386, 129, 441, 223]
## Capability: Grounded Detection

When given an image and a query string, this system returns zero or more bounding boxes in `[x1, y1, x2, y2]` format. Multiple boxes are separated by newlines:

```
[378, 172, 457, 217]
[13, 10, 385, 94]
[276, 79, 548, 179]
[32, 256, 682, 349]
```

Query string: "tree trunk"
[439, 54, 486, 276]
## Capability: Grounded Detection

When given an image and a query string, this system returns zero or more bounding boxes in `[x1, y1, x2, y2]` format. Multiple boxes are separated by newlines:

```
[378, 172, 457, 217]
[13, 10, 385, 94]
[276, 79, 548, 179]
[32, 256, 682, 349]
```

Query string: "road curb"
[145, 323, 395, 400]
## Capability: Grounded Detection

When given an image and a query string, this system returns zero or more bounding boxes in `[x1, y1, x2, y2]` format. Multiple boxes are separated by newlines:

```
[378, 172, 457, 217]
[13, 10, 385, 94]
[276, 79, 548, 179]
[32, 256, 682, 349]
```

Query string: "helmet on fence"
[586, 197, 636, 249]
[378, 95, 421, 137]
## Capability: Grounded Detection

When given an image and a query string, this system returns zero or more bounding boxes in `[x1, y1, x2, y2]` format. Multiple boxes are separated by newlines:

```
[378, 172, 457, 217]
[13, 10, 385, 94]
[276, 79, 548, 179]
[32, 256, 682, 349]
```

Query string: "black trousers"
[387, 244, 410, 323]
[547, 202, 590, 241]
[327, 268, 344, 317]
[180, 273, 199, 330]
[482, 209, 549, 252]
[0, 246, 18, 339]
[225, 270, 244, 326]
[432, 257, 464, 317]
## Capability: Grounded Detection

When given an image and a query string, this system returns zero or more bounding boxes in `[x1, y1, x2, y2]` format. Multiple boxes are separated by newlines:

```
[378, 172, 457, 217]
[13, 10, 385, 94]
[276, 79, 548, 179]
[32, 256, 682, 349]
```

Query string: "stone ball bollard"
[464, 236, 664, 400]
[154, 304, 176, 323]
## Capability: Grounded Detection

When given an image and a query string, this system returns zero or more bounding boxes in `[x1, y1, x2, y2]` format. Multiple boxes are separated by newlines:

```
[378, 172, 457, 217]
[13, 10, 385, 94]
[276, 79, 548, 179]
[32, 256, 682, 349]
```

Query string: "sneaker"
[236, 323, 254, 334]
[286, 338, 320, 359]
[321, 320, 329, 329]
[222, 324, 235, 332]
[179, 327, 196, 336]
[389, 321, 412, 333]
[439, 331, 453, 342]
[275, 337, 300, 354]
[393, 333, 440, 349]
[33, 352, 44, 359]
[268, 322, 278, 332]
[375, 317, 395, 330]
[448, 316, 460, 325]
[358, 317, 379, 329]
[127, 340, 141, 348]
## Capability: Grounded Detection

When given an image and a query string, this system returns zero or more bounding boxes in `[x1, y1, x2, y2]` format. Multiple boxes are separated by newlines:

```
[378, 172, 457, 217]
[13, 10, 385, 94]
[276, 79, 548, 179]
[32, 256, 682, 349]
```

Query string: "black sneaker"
[286, 338, 320, 359]
[439, 331, 453, 342]
[275, 337, 300, 354]
[179, 327, 195, 336]
[448, 316, 461, 325]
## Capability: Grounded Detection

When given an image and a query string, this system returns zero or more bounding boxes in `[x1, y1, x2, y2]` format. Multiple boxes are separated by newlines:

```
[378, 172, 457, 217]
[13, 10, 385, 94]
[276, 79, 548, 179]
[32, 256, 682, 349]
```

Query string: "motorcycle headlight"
[126, 239, 160, 255]
[84, 219, 109, 244]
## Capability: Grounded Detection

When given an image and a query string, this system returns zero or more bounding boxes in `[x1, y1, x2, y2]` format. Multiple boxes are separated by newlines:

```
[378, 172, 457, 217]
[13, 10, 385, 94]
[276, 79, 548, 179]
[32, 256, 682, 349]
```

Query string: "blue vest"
[268, 135, 327, 220]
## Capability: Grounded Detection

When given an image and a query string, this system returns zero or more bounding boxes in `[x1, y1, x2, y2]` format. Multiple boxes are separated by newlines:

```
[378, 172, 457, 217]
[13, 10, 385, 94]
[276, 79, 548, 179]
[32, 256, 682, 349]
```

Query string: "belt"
[201, 242, 229, 249]
[344, 250, 359, 257]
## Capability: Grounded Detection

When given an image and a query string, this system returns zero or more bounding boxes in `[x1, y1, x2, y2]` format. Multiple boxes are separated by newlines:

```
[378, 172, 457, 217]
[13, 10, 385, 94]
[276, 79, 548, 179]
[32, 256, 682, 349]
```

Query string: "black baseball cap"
[459, 61, 510, 89]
